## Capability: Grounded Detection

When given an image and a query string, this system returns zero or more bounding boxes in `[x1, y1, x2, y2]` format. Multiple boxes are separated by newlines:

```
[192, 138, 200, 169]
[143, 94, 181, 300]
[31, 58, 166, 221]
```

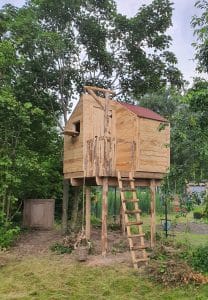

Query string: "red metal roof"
[120, 102, 167, 122]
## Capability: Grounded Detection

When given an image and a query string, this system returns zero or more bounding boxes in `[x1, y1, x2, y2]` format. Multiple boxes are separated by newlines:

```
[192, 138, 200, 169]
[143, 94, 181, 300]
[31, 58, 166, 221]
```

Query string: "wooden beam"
[63, 129, 79, 137]
[101, 177, 108, 256]
[84, 88, 104, 110]
[150, 179, 156, 248]
[84, 85, 115, 96]
[64, 171, 84, 179]
[85, 187, 91, 240]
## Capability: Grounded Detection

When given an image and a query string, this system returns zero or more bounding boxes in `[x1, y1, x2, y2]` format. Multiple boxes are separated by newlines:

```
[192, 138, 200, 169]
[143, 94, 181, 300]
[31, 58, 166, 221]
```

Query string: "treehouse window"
[73, 121, 80, 134]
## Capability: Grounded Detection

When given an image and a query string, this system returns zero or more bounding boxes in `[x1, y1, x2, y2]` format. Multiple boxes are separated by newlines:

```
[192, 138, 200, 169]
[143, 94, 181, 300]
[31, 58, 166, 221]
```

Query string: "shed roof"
[120, 102, 167, 122]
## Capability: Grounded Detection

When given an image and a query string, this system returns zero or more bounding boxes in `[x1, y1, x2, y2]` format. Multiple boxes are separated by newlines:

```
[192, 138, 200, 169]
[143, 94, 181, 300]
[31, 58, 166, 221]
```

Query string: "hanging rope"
[82, 176, 86, 232]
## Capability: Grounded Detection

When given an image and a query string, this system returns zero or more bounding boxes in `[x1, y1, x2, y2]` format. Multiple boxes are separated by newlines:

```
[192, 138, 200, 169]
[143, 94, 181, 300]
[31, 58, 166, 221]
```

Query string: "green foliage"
[190, 244, 208, 273]
[192, 1, 208, 73]
[0, 226, 20, 249]
[50, 243, 73, 255]
[0, 213, 20, 249]
[90, 215, 102, 227]
[0, 87, 62, 224]
[193, 206, 204, 219]
[204, 195, 208, 218]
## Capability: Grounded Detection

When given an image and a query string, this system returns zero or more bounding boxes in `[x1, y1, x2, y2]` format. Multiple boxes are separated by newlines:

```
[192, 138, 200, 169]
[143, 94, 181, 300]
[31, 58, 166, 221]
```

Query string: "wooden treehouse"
[64, 86, 170, 268]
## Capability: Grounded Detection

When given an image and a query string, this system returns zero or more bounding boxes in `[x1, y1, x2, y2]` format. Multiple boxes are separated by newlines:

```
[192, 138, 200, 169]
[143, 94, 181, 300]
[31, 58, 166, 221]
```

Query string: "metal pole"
[165, 198, 168, 238]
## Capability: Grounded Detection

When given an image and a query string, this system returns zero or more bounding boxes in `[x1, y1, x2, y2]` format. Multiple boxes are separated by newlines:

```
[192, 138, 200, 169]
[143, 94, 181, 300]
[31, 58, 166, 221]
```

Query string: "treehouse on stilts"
[63, 86, 170, 268]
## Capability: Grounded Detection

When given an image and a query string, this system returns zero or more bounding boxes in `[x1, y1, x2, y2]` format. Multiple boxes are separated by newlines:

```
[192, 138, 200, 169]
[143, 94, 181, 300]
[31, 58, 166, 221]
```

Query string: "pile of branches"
[146, 259, 208, 286]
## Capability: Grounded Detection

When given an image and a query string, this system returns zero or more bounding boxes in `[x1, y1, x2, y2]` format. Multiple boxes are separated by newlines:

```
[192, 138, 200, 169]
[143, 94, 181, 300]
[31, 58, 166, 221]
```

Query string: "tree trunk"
[62, 179, 69, 234]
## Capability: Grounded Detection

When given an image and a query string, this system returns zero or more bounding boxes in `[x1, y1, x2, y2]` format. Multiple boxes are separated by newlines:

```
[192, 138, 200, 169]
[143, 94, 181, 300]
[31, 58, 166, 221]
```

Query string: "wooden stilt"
[150, 179, 156, 248]
[62, 179, 69, 234]
[102, 177, 108, 256]
[85, 187, 91, 240]
[120, 204, 125, 235]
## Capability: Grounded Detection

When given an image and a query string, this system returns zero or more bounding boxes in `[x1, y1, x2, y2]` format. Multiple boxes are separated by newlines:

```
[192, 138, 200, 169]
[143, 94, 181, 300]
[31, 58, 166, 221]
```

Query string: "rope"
[82, 176, 86, 233]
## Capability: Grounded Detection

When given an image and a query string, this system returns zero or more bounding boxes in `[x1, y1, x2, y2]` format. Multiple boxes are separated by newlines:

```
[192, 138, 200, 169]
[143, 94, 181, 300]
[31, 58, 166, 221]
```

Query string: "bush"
[50, 243, 73, 254]
[193, 211, 203, 219]
[190, 244, 208, 273]
[0, 226, 20, 249]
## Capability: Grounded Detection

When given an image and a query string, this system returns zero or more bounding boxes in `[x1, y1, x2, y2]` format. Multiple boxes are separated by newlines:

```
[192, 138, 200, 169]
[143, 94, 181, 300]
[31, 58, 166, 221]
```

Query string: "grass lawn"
[0, 255, 208, 300]
[173, 231, 208, 247]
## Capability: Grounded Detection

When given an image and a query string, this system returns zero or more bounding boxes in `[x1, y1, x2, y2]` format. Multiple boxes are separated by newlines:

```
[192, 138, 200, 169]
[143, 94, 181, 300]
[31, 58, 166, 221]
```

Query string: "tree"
[168, 80, 208, 191]
[192, 0, 208, 73]
[138, 87, 181, 119]
[0, 12, 62, 228]
[0, 0, 182, 232]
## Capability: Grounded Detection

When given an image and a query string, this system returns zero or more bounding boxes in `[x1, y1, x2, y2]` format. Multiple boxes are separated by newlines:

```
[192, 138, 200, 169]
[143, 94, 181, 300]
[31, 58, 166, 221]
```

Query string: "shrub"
[193, 211, 203, 219]
[0, 226, 20, 249]
[190, 244, 208, 273]
[50, 243, 73, 254]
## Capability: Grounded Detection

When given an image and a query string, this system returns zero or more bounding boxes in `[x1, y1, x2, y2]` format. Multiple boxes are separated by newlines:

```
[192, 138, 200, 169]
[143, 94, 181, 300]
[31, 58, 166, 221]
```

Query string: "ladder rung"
[122, 199, 138, 203]
[130, 245, 147, 251]
[128, 234, 145, 238]
[126, 221, 143, 226]
[120, 188, 137, 192]
[125, 209, 141, 214]
[134, 258, 149, 263]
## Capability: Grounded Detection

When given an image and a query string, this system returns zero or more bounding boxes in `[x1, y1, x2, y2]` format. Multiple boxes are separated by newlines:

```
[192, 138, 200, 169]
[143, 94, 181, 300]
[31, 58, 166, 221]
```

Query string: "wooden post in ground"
[62, 179, 69, 234]
[102, 177, 108, 256]
[120, 203, 125, 235]
[85, 187, 91, 240]
[150, 179, 156, 248]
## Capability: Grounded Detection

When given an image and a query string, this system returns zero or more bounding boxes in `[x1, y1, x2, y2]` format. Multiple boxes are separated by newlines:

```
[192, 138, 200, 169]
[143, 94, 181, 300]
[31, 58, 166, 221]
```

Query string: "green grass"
[0, 256, 208, 299]
[174, 232, 208, 248]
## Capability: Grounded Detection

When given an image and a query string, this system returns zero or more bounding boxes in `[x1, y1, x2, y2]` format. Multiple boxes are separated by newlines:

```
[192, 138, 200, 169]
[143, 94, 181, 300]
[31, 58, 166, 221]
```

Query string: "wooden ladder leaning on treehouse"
[118, 171, 149, 269]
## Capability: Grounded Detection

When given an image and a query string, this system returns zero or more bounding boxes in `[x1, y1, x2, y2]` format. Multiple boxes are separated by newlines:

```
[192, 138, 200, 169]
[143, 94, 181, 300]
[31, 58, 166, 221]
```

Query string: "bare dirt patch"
[3, 227, 132, 267]
[9, 229, 63, 257]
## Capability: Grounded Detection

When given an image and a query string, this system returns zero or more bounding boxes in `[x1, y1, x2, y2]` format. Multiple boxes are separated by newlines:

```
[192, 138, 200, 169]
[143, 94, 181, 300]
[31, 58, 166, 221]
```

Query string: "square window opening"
[73, 121, 80, 134]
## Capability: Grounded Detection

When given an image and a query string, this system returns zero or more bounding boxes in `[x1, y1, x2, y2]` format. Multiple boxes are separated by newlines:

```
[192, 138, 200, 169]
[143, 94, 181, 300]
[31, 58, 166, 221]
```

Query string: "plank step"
[122, 199, 138, 203]
[134, 258, 149, 263]
[130, 245, 147, 251]
[128, 234, 145, 238]
[126, 221, 143, 226]
[120, 188, 137, 192]
[125, 209, 141, 214]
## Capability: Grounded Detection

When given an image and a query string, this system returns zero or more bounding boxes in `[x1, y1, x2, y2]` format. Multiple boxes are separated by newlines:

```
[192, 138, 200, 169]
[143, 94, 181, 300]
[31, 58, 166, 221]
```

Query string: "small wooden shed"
[23, 199, 55, 229]
[63, 86, 170, 265]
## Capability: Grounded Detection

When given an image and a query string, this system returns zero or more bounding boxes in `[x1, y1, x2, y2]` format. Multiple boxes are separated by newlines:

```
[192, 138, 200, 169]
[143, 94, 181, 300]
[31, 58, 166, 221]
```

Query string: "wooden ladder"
[118, 171, 149, 269]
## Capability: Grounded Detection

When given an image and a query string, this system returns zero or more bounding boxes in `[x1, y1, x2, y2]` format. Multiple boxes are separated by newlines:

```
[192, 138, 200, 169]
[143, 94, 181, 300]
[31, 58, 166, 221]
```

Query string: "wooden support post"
[120, 202, 125, 235]
[150, 179, 156, 248]
[62, 179, 69, 234]
[85, 187, 91, 240]
[102, 177, 108, 256]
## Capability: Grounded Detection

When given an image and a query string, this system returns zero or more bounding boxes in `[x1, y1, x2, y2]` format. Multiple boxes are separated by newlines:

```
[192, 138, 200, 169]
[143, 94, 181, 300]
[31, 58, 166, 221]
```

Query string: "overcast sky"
[0, 0, 204, 83]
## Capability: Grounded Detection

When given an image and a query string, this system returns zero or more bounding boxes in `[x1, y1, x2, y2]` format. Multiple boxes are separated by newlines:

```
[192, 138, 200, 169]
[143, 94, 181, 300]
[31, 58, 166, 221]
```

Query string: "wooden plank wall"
[115, 106, 137, 171]
[83, 95, 116, 177]
[63, 97, 84, 173]
[137, 118, 170, 173]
